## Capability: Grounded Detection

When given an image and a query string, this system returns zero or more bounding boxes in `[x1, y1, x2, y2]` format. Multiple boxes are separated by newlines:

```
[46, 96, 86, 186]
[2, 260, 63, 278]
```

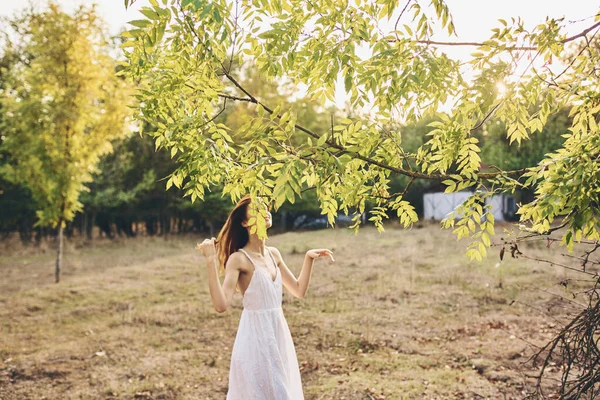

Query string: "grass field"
[0, 221, 593, 399]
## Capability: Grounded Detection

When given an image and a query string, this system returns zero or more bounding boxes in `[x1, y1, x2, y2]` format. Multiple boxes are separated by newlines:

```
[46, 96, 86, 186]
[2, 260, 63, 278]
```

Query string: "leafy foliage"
[0, 3, 132, 229]
[122, 0, 600, 260]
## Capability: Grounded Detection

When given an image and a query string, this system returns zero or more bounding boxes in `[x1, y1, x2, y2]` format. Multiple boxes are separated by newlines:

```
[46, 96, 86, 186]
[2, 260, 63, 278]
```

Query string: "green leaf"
[344, 74, 352, 92]
[128, 19, 151, 28]
[317, 133, 328, 146]
[140, 8, 159, 20]
[156, 22, 166, 42]
[481, 232, 491, 247]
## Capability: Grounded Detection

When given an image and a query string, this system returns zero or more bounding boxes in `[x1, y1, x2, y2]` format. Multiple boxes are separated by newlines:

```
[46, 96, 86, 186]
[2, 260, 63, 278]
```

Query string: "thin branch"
[410, 39, 535, 51]
[511, 299, 570, 326]
[563, 20, 600, 43]
[217, 93, 253, 102]
[401, 176, 416, 197]
[553, 25, 600, 83]
[226, 0, 241, 74]
[516, 253, 599, 278]
[397, 21, 600, 51]
[198, 98, 227, 129]
[515, 282, 588, 309]
[393, 0, 412, 41]
[470, 103, 501, 133]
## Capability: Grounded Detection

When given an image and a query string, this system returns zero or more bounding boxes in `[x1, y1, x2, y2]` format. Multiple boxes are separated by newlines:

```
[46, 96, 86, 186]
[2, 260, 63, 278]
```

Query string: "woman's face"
[243, 200, 272, 229]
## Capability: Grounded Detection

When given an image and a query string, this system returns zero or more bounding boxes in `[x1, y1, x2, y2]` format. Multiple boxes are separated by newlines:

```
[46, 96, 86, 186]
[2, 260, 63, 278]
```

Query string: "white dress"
[226, 247, 304, 400]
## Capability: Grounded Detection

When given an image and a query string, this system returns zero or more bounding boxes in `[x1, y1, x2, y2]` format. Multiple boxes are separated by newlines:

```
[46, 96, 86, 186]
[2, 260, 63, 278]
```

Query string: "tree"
[121, 0, 599, 255]
[0, 3, 132, 282]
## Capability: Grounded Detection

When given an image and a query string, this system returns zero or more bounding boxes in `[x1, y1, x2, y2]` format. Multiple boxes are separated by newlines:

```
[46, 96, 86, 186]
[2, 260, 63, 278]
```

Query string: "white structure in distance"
[423, 191, 518, 222]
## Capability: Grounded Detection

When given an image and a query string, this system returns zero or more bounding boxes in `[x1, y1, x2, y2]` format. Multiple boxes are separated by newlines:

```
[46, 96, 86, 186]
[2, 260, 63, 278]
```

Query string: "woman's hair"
[214, 194, 253, 275]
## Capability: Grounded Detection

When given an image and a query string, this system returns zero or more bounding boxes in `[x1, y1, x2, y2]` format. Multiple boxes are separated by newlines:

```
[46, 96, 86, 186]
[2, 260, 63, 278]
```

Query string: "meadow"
[0, 221, 590, 399]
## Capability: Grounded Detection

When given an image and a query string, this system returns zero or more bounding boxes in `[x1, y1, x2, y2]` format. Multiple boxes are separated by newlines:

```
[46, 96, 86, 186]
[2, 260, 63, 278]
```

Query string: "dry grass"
[0, 221, 594, 399]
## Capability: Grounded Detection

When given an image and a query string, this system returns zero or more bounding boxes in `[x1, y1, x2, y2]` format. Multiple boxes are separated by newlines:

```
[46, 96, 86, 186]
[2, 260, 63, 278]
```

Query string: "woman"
[196, 194, 335, 399]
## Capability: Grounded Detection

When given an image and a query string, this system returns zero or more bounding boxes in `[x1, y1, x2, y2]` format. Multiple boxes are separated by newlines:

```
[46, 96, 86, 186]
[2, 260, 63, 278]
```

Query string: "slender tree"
[0, 3, 132, 282]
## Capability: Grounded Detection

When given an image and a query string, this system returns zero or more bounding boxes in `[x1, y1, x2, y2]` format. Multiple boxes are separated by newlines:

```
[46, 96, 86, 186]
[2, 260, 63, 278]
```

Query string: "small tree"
[0, 3, 132, 282]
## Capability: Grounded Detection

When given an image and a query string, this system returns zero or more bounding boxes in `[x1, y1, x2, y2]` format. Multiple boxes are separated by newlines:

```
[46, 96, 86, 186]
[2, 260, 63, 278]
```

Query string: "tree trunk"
[81, 212, 86, 238]
[65, 220, 74, 238]
[34, 226, 42, 245]
[207, 219, 214, 237]
[19, 217, 32, 244]
[55, 220, 64, 283]
[88, 212, 96, 241]
[280, 209, 287, 232]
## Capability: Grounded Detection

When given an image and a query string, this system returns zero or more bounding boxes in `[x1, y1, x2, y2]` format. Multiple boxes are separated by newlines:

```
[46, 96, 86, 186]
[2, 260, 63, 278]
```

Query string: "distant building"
[423, 191, 518, 222]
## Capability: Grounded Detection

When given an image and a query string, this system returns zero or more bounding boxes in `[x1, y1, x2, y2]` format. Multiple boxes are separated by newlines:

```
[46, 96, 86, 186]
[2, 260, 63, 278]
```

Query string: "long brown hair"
[214, 194, 253, 275]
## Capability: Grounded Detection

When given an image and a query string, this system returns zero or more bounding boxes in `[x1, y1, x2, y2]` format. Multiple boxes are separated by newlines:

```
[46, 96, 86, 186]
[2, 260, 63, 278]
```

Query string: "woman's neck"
[244, 234, 267, 256]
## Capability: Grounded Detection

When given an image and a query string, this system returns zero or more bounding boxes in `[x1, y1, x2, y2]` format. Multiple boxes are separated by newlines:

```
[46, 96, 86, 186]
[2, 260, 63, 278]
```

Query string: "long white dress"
[226, 247, 304, 400]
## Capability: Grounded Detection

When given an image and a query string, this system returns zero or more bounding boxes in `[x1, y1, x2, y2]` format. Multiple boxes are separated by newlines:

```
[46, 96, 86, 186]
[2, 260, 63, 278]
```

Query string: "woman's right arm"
[199, 238, 241, 313]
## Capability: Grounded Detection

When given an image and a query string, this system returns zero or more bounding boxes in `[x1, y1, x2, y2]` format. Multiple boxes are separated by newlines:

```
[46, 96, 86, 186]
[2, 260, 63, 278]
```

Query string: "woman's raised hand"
[306, 248, 335, 262]
[196, 237, 217, 259]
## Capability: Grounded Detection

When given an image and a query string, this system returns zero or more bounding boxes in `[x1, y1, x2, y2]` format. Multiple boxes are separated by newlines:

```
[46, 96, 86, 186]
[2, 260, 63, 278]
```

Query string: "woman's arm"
[199, 238, 240, 313]
[269, 246, 334, 299]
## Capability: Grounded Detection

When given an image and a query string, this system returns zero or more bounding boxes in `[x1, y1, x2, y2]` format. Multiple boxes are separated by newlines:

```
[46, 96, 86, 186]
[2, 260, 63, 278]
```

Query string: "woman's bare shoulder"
[267, 246, 283, 261]
[226, 251, 251, 272]
[267, 245, 280, 253]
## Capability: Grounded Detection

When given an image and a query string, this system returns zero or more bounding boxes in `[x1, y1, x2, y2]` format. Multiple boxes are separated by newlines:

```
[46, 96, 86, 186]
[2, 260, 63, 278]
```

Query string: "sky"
[2, 0, 598, 107]
[1, 0, 145, 34]
[3, 0, 596, 41]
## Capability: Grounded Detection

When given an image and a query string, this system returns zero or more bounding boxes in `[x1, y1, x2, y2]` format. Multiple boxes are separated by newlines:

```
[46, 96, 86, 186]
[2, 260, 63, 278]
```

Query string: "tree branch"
[396, 21, 600, 50]
[217, 71, 529, 181]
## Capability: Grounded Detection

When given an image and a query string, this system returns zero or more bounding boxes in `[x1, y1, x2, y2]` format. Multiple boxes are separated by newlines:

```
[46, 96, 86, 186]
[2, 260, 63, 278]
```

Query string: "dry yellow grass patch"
[0, 221, 593, 399]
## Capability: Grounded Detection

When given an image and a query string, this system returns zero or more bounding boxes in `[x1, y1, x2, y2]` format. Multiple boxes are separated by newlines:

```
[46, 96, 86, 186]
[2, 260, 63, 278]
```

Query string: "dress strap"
[266, 247, 278, 269]
[237, 248, 256, 268]
[239, 247, 278, 271]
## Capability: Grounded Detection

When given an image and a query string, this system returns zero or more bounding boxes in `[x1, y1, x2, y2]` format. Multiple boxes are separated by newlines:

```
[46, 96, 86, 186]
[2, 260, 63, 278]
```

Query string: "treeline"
[0, 109, 570, 244]
[0, 124, 327, 242]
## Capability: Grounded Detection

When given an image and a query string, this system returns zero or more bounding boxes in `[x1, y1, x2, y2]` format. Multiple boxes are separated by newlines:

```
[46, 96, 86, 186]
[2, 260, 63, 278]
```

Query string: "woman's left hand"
[306, 249, 335, 262]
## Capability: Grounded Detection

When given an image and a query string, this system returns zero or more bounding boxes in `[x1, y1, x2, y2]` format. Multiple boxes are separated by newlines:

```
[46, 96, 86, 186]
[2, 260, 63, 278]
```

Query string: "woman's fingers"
[196, 238, 217, 254]
[325, 249, 334, 262]
[317, 249, 335, 262]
